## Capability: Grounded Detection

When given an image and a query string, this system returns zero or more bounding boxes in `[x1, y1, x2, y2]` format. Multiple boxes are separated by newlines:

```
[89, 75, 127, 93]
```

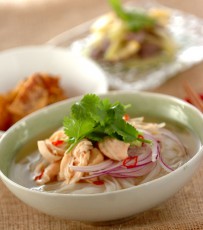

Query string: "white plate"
[47, 1, 203, 90]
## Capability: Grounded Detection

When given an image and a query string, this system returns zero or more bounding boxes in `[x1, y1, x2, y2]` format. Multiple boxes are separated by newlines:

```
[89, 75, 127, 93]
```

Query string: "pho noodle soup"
[9, 94, 201, 194]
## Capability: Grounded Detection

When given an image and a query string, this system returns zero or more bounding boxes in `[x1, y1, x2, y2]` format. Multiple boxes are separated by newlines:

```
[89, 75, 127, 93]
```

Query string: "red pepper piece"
[52, 140, 64, 146]
[138, 134, 145, 146]
[34, 170, 44, 181]
[138, 134, 144, 139]
[123, 156, 138, 169]
[123, 114, 130, 121]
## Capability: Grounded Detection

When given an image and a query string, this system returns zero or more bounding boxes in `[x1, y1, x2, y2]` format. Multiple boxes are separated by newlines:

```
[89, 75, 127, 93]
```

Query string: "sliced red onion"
[95, 161, 123, 174]
[137, 153, 152, 165]
[69, 159, 113, 172]
[142, 132, 160, 162]
[81, 162, 155, 180]
[111, 162, 154, 174]
[110, 163, 154, 177]
[156, 128, 185, 172]
[160, 128, 186, 154]
[81, 171, 108, 180]
[157, 138, 173, 172]
[158, 153, 174, 173]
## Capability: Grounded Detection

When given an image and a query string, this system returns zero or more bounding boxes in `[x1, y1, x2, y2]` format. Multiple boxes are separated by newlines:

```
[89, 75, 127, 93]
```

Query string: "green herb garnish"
[63, 94, 142, 152]
[108, 0, 156, 31]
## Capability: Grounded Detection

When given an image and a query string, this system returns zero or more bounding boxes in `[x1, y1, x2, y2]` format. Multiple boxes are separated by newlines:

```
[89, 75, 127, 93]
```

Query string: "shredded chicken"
[129, 117, 165, 134]
[61, 139, 93, 184]
[88, 148, 104, 165]
[98, 137, 130, 161]
[36, 161, 61, 185]
[37, 130, 67, 163]
[34, 131, 106, 185]
[37, 140, 64, 163]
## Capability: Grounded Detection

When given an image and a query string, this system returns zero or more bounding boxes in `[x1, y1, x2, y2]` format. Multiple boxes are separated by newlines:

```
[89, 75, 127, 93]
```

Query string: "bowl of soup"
[0, 91, 203, 222]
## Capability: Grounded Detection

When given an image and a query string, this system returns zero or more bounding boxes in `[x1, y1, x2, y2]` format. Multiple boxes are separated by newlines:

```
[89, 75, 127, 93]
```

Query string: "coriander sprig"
[63, 94, 142, 152]
[108, 0, 156, 31]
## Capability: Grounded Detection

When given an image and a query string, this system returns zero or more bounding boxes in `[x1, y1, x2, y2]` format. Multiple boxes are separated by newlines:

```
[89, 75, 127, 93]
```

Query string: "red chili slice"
[52, 140, 64, 146]
[123, 114, 130, 121]
[138, 134, 144, 139]
[123, 156, 138, 169]
[34, 170, 44, 181]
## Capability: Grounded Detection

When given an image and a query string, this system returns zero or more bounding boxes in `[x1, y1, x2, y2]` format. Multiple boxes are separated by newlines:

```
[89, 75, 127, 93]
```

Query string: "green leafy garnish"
[108, 0, 156, 31]
[63, 94, 141, 152]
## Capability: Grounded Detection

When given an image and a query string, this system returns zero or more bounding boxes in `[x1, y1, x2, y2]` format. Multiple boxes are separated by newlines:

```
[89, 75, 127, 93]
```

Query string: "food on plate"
[85, 0, 176, 66]
[0, 73, 67, 131]
[12, 94, 196, 194]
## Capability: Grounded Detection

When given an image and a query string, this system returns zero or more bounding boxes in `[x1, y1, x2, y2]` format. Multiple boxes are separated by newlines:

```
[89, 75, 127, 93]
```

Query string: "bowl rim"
[0, 90, 203, 197]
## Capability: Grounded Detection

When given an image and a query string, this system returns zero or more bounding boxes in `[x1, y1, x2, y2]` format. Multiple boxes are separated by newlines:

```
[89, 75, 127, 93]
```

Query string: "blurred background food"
[0, 73, 66, 131]
[86, 4, 176, 63]
[0, 0, 202, 52]
[0, 0, 202, 119]
[0, 45, 108, 132]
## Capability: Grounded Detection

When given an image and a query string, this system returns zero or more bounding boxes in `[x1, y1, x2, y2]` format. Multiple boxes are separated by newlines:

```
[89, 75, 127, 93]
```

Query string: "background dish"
[0, 91, 203, 222]
[48, 1, 203, 90]
[0, 45, 108, 132]
[0, 45, 108, 95]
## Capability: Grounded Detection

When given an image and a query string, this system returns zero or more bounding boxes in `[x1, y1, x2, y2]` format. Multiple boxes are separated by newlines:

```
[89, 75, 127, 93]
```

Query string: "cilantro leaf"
[63, 94, 142, 152]
[63, 116, 95, 151]
[108, 0, 156, 31]
[109, 119, 139, 143]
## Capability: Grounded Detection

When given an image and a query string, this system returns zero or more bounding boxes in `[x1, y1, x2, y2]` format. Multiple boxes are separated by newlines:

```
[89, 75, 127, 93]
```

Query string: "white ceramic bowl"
[0, 45, 108, 132]
[0, 91, 203, 222]
[0, 45, 108, 95]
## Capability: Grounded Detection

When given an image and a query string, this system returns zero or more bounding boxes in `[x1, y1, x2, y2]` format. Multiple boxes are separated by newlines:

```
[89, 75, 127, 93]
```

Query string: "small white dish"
[0, 45, 108, 96]
[0, 45, 108, 131]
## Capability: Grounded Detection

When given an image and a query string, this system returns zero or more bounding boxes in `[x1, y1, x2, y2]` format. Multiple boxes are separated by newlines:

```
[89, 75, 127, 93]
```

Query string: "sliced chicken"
[88, 148, 104, 165]
[36, 161, 60, 185]
[58, 153, 73, 181]
[49, 130, 67, 143]
[37, 140, 65, 163]
[37, 130, 67, 163]
[98, 137, 130, 161]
